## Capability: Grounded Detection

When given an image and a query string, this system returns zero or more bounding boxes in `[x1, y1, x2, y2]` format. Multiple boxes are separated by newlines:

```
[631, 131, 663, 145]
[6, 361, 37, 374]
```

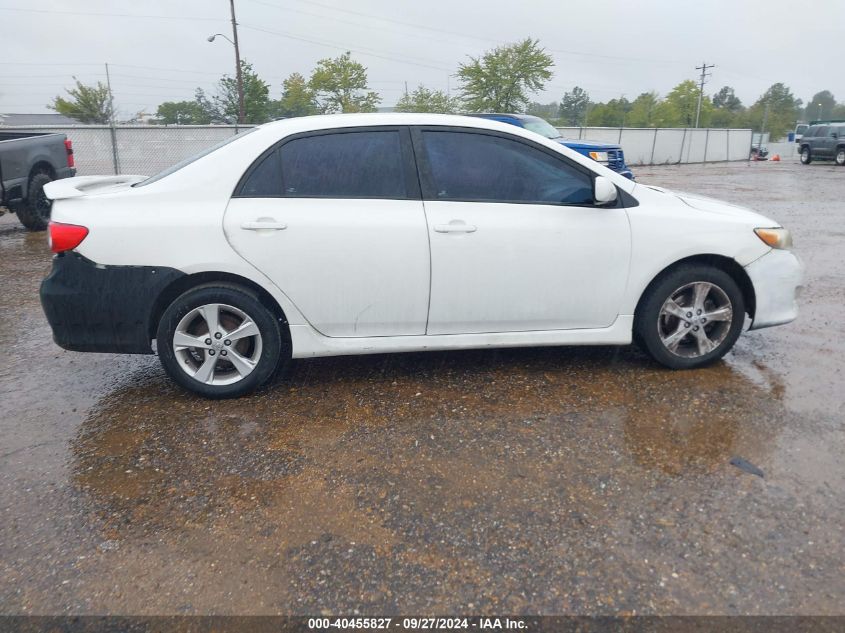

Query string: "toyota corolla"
[40, 114, 803, 398]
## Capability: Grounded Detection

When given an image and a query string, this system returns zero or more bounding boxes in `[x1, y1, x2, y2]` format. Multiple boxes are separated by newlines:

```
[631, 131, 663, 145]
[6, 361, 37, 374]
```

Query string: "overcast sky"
[1, 0, 842, 118]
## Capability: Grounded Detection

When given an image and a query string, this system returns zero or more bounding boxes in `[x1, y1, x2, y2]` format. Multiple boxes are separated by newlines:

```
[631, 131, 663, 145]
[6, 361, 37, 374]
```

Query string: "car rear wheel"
[156, 285, 284, 398]
[800, 147, 812, 164]
[635, 265, 745, 369]
[17, 172, 53, 231]
[836, 148, 845, 166]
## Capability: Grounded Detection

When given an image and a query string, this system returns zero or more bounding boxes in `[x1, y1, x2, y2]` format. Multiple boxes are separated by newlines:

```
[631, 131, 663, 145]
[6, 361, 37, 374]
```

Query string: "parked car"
[798, 123, 845, 165]
[793, 123, 808, 143]
[0, 131, 76, 230]
[40, 114, 802, 398]
[470, 113, 635, 180]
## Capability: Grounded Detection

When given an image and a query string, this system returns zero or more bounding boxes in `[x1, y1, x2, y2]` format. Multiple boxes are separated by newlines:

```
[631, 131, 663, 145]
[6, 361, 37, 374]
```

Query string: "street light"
[206, 0, 245, 124]
[817, 103, 823, 121]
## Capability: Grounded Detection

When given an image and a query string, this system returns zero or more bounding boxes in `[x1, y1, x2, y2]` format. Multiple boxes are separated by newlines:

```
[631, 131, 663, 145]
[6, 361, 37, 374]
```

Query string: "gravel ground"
[0, 159, 843, 616]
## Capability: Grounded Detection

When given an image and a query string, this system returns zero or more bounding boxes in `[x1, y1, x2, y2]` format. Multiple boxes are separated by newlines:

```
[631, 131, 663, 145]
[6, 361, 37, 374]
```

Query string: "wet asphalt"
[0, 160, 843, 616]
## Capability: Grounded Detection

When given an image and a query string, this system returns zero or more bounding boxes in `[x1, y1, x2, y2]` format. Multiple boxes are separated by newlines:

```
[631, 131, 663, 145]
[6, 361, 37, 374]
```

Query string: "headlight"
[588, 151, 609, 162]
[754, 227, 793, 249]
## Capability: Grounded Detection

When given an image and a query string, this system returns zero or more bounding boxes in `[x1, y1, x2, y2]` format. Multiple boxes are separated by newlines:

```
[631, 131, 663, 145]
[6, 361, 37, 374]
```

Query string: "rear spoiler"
[43, 175, 147, 200]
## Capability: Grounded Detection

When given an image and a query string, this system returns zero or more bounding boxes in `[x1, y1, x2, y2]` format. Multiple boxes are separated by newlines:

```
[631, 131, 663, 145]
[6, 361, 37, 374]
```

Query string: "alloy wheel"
[172, 303, 263, 385]
[657, 282, 733, 358]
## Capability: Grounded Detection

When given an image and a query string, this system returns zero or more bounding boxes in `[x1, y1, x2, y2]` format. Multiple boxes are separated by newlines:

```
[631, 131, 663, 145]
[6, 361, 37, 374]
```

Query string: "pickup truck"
[0, 131, 76, 230]
[470, 113, 635, 180]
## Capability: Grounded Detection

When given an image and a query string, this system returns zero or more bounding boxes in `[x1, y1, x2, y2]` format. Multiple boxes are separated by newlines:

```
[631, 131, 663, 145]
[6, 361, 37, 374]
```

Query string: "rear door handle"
[241, 220, 287, 231]
[434, 222, 477, 233]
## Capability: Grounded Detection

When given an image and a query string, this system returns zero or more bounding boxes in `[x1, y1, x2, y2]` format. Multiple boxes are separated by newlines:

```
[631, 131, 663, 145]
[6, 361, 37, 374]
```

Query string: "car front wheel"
[635, 265, 745, 369]
[156, 285, 283, 398]
[800, 147, 812, 164]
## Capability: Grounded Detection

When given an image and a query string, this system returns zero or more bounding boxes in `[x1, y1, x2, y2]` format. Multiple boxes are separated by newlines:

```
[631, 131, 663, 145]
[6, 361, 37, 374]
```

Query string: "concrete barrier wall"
[2, 124, 755, 176]
[556, 126, 754, 165]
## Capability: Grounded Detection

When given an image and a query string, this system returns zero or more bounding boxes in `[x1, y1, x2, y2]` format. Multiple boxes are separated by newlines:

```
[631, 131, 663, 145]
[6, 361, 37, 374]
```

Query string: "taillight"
[49, 221, 88, 253]
[64, 139, 74, 168]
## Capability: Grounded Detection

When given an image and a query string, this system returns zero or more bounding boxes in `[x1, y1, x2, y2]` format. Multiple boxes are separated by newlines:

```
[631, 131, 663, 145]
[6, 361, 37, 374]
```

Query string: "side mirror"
[594, 176, 617, 206]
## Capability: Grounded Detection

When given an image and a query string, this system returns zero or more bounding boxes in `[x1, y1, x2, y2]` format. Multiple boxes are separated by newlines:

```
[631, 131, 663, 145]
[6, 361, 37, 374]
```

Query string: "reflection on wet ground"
[1, 162, 843, 615]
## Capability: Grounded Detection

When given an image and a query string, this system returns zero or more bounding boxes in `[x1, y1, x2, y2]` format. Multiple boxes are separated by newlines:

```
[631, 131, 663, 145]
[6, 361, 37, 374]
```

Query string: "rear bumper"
[745, 249, 804, 330]
[40, 252, 183, 354]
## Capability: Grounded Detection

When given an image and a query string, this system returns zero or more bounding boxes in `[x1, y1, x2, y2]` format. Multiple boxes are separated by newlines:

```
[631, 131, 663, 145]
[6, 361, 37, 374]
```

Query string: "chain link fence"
[2, 124, 754, 176]
[1, 125, 253, 176]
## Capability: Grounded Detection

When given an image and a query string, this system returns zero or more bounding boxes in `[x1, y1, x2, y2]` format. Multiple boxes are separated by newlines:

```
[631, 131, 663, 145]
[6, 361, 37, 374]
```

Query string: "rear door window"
[279, 131, 408, 198]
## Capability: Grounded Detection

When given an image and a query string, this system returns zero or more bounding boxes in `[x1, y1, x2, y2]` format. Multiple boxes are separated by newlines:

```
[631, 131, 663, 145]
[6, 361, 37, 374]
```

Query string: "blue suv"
[470, 113, 635, 180]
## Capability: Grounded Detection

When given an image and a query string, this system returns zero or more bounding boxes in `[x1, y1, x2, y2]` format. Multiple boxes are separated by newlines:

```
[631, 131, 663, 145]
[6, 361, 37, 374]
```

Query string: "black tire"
[156, 285, 285, 398]
[17, 172, 53, 231]
[835, 148, 845, 166]
[800, 146, 812, 164]
[634, 265, 745, 370]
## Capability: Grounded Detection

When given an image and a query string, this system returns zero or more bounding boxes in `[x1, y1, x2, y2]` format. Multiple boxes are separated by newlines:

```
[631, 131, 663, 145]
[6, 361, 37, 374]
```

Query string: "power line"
[240, 23, 453, 71]
[0, 6, 224, 21]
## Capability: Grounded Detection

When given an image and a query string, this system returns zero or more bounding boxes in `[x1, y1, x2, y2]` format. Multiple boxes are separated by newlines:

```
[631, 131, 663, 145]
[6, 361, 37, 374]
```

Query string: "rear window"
[277, 131, 407, 198]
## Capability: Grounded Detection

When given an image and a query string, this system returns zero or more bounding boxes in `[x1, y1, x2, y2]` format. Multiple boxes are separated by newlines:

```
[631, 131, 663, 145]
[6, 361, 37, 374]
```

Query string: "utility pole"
[104, 63, 120, 174]
[694, 61, 715, 128]
[229, 0, 245, 124]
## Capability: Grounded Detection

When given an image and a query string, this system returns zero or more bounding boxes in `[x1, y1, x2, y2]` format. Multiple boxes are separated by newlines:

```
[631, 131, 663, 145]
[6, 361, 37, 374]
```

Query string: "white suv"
[40, 114, 802, 398]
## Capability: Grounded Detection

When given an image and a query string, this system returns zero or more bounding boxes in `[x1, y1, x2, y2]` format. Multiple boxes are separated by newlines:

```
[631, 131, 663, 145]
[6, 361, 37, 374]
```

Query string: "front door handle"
[434, 221, 477, 234]
[241, 220, 287, 231]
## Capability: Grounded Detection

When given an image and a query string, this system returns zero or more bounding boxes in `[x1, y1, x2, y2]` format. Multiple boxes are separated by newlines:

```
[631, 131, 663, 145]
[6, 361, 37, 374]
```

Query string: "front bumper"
[40, 252, 183, 354]
[745, 249, 804, 330]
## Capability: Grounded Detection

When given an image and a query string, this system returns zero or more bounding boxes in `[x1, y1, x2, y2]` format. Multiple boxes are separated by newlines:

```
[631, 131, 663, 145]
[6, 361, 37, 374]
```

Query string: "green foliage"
[661, 80, 712, 127]
[395, 85, 460, 113]
[212, 60, 273, 124]
[742, 83, 802, 138]
[49, 78, 113, 124]
[586, 97, 631, 127]
[526, 101, 559, 119]
[458, 38, 553, 113]
[625, 92, 660, 127]
[558, 86, 590, 125]
[155, 100, 211, 125]
[309, 52, 380, 114]
[278, 72, 318, 118]
[804, 90, 836, 121]
[713, 86, 742, 111]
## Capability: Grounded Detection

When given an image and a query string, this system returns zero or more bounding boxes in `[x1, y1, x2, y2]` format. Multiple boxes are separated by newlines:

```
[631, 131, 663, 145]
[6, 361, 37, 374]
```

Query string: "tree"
[155, 100, 211, 125]
[49, 78, 113, 124]
[656, 80, 713, 127]
[309, 52, 380, 113]
[278, 72, 318, 118]
[804, 90, 836, 121]
[526, 101, 558, 119]
[212, 60, 273, 124]
[457, 38, 554, 112]
[712, 86, 742, 112]
[558, 86, 590, 125]
[742, 83, 802, 139]
[626, 92, 660, 127]
[586, 97, 631, 127]
[395, 85, 460, 113]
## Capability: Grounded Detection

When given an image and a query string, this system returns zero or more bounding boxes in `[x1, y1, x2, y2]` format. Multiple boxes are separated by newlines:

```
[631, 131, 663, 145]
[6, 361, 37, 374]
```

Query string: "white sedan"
[40, 114, 802, 398]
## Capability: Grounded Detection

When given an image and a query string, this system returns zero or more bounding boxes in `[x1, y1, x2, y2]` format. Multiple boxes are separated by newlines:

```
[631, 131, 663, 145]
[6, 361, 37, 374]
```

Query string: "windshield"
[796, 124, 808, 135]
[521, 117, 562, 139]
[134, 128, 257, 187]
